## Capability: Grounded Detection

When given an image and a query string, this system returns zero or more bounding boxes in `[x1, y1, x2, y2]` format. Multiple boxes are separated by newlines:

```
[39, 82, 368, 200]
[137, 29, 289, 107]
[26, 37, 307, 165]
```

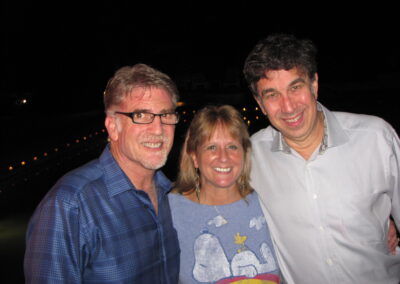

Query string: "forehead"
[257, 68, 308, 89]
[122, 87, 174, 111]
[204, 124, 239, 143]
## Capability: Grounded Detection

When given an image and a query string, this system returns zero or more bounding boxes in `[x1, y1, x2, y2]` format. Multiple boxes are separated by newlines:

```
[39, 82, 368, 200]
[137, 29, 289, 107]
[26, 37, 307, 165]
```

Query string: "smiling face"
[255, 68, 322, 147]
[191, 124, 244, 193]
[106, 87, 176, 174]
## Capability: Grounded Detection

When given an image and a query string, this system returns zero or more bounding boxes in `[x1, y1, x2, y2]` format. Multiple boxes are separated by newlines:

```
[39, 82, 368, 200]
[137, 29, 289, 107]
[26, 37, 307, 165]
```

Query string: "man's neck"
[110, 147, 159, 213]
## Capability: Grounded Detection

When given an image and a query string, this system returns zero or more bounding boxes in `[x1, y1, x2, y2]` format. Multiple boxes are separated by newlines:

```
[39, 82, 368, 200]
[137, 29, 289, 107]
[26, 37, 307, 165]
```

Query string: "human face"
[191, 125, 244, 193]
[255, 68, 321, 145]
[106, 87, 176, 172]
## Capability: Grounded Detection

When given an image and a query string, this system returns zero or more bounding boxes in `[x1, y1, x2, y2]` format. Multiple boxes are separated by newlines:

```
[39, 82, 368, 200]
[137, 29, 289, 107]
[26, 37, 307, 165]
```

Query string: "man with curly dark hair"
[244, 34, 400, 284]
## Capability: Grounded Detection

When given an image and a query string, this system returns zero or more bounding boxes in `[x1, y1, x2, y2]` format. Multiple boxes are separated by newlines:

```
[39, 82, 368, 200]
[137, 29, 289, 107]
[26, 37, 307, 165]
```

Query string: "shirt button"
[313, 194, 318, 199]
[326, 258, 333, 265]
[319, 226, 324, 231]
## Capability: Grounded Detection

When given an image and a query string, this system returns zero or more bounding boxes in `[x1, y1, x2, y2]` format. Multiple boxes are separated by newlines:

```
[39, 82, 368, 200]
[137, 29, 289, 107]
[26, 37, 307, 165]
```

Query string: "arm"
[24, 194, 83, 283]
[388, 219, 399, 255]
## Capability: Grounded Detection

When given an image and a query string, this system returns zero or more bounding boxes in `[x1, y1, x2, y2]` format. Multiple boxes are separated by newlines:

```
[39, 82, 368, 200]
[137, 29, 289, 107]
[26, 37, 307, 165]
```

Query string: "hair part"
[103, 63, 179, 110]
[243, 33, 318, 96]
[173, 105, 253, 198]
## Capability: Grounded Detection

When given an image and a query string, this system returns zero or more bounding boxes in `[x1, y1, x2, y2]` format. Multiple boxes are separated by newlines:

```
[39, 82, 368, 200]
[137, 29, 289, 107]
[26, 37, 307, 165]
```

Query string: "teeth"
[215, 167, 231, 172]
[285, 115, 301, 123]
[143, 142, 162, 148]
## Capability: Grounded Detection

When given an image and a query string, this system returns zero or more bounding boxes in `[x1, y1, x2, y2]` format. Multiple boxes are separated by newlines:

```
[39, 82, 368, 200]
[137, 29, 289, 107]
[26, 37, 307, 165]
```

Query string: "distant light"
[243, 116, 247, 120]
[8, 166, 13, 171]
[255, 107, 259, 111]
[22, 99, 27, 104]
[54, 148, 58, 152]
[177, 101, 185, 107]
[44, 152, 48, 156]
[242, 107, 247, 111]
[256, 116, 259, 120]
[21, 161, 26, 166]
[33, 156, 38, 160]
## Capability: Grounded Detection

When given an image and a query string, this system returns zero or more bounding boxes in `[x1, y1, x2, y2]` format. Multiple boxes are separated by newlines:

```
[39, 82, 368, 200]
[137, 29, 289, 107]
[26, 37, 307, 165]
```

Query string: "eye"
[227, 144, 238, 150]
[290, 84, 303, 92]
[263, 92, 279, 100]
[134, 112, 145, 119]
[206, 145, 216, 151]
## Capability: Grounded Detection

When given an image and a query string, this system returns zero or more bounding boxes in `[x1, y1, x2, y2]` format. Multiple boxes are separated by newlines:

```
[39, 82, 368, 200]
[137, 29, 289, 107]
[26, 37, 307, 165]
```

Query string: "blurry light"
[256, 116, 259, 120]
[44, 152, 48, 156]
[243, 117, 247, 120]
[101, 129, 106, 132]
[54, 148, 58, 152]
[183, 111, 186, 115]
[243, 107, 247, 111]
[177, 101, 185, 107]
[255, 107, 259, 111]
[8, 166, 13, 171]
[83, 136, 87, 140]
[21, 161, 26, 166]
[76, 139, 80, 143]
[66, 143, 70, 147]
[192, 110, 196, 113]
[247, 120, 251, 126]
[33, 156, 38, 161]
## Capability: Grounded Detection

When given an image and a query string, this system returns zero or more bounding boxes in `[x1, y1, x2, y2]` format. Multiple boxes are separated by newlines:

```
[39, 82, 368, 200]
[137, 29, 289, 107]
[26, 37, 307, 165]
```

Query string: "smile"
[214, 167, 232, 173]
[143, 142, 162, 148]
[283, 112, 302, 124]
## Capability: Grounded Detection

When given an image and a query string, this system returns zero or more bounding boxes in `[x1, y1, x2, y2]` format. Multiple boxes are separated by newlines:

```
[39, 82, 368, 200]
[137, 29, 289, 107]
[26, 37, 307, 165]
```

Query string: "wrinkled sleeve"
[24, 191, 83, 284]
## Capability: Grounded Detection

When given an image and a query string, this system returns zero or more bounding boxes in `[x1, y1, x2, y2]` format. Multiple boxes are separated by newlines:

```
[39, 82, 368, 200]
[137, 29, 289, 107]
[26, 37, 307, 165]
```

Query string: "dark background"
[1, 2, 399, 283]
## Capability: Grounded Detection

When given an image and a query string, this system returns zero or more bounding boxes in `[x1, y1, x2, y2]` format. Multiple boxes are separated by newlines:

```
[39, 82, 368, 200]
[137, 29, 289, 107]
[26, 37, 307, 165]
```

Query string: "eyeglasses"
[114, 111, 180, 125]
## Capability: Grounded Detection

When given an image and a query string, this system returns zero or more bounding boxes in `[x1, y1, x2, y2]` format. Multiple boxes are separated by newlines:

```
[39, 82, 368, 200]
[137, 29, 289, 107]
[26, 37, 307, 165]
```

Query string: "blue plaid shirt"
[24, 145, 180, 283]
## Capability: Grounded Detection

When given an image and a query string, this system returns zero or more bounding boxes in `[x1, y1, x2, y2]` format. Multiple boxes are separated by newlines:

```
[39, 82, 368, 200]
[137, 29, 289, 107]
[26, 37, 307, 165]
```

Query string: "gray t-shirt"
[169, 191, 280, 283]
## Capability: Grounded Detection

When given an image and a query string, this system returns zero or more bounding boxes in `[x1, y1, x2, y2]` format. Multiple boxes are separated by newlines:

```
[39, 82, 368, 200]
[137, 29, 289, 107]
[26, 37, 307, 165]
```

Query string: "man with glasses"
[24, 64, 180, 283]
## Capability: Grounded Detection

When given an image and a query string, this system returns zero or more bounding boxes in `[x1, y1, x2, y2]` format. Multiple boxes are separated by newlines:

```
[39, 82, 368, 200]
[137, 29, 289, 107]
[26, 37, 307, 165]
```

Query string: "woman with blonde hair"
[169, 104, 280, 283]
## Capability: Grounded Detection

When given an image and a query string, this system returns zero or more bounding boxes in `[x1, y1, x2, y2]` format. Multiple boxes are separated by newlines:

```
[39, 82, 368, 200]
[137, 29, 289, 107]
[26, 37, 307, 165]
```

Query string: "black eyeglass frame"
[114, 111, 180, 125]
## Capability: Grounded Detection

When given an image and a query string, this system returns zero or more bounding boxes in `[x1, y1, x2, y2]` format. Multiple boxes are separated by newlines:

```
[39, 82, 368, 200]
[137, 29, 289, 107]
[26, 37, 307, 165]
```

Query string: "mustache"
[140, 135, 169, 143]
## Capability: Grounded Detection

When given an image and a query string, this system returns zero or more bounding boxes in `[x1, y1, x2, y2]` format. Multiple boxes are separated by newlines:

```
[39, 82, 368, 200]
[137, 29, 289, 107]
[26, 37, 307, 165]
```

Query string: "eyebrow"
[260, 77, 306, 96]
[131, 108, 176, 113]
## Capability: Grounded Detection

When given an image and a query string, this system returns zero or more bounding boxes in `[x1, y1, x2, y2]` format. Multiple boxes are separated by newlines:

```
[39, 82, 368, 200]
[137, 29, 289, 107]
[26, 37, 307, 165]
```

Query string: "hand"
[388, 219, 399, 255]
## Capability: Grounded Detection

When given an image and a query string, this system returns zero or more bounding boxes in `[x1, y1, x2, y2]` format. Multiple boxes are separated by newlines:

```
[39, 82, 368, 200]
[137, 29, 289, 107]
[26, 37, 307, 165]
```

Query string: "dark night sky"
[2, 2, 399, 114]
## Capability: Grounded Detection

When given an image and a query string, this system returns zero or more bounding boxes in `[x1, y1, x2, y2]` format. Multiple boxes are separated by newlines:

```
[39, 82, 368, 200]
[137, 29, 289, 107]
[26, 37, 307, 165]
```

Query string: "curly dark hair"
[243, 34, 318, 96]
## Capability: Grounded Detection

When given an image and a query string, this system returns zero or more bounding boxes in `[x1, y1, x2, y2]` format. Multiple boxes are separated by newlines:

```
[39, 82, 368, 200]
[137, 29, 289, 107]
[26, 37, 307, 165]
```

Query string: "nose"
[281, 94, 294, 113]
[217, 148, 228, 162]
[148, 115, 164, 135]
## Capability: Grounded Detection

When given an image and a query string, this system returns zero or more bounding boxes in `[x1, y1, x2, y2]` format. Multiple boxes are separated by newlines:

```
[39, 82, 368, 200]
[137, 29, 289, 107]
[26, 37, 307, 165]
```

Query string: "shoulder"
[42, 158, 105, 207]
[333, 111, 396, 137]
[251, 125, 275, 143]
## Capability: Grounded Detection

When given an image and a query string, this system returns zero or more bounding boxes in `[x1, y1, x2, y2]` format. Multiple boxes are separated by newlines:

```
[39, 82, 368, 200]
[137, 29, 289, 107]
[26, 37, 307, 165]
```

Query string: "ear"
[105, 115, 119, 141]
[190, 152, 199, 169]
[254, 95, 267, 116]
[311, 73, 319, 100]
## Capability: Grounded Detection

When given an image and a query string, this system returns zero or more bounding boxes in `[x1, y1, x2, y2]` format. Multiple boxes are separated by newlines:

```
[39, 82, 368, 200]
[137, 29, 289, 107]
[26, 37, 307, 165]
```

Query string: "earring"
[195, 168, 200, 202]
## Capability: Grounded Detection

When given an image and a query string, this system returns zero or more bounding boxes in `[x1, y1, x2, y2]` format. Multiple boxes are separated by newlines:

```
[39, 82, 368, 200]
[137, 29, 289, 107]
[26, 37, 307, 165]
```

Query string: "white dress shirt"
[251, 103, 400, 284]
